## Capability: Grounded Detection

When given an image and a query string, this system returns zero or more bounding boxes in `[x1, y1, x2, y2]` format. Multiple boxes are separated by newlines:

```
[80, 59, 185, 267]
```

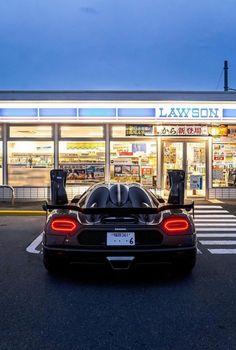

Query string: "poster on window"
[132, 143, 146, 153]
[157, 125, 208, 136]
[114, 165, 140, 177]
[93, 166, 105, 178]
[76, 167, 86, 180]
[66, 165, 105, 180]
[190, 175, 203, 189]
[213, 170, 224, 180]
[126, 125, 153, 136]
[164, 147, 176, 163]
[141, 167, 153, 186]
[141, 167, 152, 176]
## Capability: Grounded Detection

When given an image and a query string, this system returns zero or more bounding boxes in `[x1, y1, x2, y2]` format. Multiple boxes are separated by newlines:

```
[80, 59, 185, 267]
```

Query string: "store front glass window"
[212, 126, 236, 187]
[0, 126, 2, 184]
[0, 142, 2, 185]
[110, 141, 156, 186]
[162, 141, 206, 198]
[112, 125, 155, 138]
[10, 125, 52, 138]
[162, 142, 183, 196]
[60, 126, 104, 138]
[186, 142, 206, 197]
[8, 141, 54, 186]
[59, 141, 105, 183]
[112, 126, 128, 137]
[212, 144, 236, 187]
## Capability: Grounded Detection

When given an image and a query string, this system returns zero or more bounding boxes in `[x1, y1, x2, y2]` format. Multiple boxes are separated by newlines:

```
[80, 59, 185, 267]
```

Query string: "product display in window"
[110, 141, 156, 186]
[8, 141, 54, 186]
[212, 142, 236, 187]
[64, 165, 105, 182]
[59, 141, 105, 183]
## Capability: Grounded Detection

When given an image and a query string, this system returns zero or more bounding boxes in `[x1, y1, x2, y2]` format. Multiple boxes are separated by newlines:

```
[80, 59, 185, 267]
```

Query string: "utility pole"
[224, 60, 229, 91]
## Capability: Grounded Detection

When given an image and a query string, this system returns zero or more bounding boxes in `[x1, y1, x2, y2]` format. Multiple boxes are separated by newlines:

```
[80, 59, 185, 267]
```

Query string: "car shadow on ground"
[44, 264, 196, 288]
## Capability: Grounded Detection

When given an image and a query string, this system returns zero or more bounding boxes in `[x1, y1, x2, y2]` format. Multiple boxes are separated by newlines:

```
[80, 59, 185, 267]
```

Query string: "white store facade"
[1, 90, 236, 200]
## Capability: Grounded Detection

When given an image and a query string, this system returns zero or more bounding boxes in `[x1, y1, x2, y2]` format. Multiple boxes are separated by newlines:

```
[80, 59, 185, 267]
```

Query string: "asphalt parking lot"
[0, 201, 236, 350]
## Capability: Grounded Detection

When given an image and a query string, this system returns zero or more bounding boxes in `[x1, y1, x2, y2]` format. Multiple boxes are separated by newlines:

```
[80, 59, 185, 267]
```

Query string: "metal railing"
[0, 185, 15, 205]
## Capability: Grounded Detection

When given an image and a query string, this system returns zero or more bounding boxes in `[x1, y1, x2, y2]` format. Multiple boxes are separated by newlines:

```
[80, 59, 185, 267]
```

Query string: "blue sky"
[0, 0, 236, 90]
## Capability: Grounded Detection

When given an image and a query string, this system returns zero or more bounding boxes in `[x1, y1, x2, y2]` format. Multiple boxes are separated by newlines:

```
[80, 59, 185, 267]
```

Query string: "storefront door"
[162, 140, 207, 198]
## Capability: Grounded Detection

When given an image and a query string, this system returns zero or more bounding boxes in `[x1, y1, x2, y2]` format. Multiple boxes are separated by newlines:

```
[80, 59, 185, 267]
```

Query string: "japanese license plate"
[106, 232, 135, 246]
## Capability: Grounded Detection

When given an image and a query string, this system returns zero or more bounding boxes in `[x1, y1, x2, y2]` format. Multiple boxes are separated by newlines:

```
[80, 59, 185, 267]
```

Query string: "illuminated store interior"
[0, 90, 236, 200]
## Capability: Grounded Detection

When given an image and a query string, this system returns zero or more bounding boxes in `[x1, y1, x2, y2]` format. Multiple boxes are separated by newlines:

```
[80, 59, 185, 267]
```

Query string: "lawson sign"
[157, 106, 222, 119]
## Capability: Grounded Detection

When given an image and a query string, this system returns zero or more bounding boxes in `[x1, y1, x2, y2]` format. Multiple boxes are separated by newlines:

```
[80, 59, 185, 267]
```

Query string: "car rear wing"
[42, 202, 194, 217]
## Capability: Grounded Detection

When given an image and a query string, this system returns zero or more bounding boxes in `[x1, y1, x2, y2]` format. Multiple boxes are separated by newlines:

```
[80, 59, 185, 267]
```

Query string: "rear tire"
[43, 252, 68, 273]
[173, 252, 196, 274]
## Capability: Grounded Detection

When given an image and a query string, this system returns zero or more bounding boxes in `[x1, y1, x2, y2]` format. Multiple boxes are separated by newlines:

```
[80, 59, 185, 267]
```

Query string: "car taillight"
[49, 217, 79, 234]
[161, 216, 190, 235]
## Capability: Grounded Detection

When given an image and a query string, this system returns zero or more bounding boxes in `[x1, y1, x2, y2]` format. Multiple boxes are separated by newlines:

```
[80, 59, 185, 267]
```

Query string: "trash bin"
[228, 171, 236, 187]
[167, 169, 185, 205]
[50, 169, 68, 205]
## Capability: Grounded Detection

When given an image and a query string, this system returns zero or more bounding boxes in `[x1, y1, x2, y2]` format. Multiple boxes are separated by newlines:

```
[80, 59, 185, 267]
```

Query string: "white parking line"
[26, 233, 43, 254]
[208, 249, 236, 254]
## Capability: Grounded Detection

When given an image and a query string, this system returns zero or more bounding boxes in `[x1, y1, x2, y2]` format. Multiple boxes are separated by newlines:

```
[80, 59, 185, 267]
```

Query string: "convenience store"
[1, 90, 236, 200]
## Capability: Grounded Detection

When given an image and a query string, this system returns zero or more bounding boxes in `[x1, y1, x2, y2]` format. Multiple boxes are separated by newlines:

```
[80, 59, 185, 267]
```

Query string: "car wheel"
[43, 254, 68, 273]
[173, 252, 196, 274]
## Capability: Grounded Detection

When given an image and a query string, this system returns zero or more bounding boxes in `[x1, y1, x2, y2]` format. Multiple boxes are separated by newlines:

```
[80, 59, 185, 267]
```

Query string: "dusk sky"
[1, 0, 236, 91]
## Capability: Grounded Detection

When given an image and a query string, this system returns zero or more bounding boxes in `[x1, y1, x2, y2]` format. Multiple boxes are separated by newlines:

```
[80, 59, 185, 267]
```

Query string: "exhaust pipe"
[106, 256, 135, 270]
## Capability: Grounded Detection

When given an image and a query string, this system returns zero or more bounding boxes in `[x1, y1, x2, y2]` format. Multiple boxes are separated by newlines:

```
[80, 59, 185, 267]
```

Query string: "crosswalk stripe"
[195, 205, 223, 209]
[197, 234, 236, 237]
[196, 223, 236, 226]
[194, 205, 236, 254]
[197, 228, 236, 232]
[194, 215, 236, 218]
[208, 249, 236, 254]
[199, 240, 236, 245]
[195, 219, 236, 222]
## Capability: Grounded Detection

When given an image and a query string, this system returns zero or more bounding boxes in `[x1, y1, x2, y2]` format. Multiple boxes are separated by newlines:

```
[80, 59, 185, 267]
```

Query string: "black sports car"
[42, 170, 196, 273]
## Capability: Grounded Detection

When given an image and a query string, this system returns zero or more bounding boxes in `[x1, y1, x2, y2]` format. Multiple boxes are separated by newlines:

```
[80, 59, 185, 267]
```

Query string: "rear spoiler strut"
[42, 202, 194, 217]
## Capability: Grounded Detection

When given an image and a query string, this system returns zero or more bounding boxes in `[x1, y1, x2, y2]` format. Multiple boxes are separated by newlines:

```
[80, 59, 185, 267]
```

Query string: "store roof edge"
[1, 90, 236, 101]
